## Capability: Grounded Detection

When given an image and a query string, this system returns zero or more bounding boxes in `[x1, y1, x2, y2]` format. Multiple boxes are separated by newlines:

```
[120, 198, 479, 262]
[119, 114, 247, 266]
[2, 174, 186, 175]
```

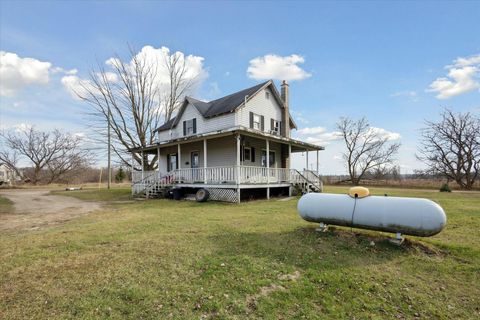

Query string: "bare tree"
[161, 52, 198, 122]
[418, 109, 480, 190]
[337, 117, 401, 185]
[77, 47, 199, 170]
[1, 127, 93, 184]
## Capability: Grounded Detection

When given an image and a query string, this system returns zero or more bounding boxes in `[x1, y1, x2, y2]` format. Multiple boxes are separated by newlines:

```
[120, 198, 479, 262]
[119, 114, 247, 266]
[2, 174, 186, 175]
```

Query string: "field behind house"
[1, 187, 479, 319]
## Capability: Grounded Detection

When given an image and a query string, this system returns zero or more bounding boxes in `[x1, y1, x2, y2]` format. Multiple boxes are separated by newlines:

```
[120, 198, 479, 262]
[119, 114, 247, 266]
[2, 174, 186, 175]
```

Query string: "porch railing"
[131, 166, 323, 194]
[132, 170, 163, 184]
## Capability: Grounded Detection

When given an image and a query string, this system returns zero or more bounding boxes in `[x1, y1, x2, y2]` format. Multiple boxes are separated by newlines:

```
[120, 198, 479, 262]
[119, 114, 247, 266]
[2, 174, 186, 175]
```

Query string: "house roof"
[156, 117, 176, 131]
[200, 81, 267, 117]
[156, 80, 296, 132]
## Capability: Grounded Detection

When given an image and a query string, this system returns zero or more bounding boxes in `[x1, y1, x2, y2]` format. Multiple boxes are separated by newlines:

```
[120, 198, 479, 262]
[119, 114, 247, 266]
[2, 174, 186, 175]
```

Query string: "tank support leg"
[316, 222, 328, 232]
[390, 232, 404, 245]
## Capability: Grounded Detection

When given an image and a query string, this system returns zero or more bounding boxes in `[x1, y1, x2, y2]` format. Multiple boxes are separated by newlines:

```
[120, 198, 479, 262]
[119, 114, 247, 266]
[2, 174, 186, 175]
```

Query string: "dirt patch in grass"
[0, 189, 101, 232]
[246, 284, 287, 313]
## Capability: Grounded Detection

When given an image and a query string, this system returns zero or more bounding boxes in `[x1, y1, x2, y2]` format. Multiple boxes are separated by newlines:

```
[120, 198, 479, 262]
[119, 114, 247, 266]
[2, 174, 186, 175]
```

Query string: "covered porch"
[129, 127, 324, 200]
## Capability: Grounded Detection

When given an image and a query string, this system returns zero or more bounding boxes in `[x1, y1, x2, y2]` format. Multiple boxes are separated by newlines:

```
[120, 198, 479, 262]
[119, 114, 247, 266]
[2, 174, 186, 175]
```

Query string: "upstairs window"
[253, 114, 261, 130]
[265, 91, 270, 99]
[271, 119, 281, 135]
[183, 118, 197, 136]
[249, 112, 264, 131]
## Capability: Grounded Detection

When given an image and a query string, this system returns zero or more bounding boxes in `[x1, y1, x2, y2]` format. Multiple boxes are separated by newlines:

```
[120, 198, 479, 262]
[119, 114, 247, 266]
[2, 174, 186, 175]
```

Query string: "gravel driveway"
[0, 189, 101, 232]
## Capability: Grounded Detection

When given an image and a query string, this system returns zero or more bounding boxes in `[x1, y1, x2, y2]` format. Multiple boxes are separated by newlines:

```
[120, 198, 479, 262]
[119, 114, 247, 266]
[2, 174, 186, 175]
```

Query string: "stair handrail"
[302, 169, 323, 191]
[292, 169, 323, 192]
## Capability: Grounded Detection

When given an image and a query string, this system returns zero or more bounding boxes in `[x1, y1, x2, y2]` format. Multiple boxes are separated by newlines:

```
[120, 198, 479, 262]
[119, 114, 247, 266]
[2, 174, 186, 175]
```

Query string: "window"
[261, 150, 275, 167]
[167, 153, 178, 171]
[244, 147, 251, 161]
[191, 151, 199, 168]
[271, 119, 281, 135]
[253, 114, 261, 130]
[183, 118, 197, 136]
[265, 91, 270, 99]
[250, 112, 264, 131]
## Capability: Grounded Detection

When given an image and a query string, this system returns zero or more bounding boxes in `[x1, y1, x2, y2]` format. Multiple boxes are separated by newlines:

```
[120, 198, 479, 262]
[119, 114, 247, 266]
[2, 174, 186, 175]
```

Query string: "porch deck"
[132, 165, 322, 197]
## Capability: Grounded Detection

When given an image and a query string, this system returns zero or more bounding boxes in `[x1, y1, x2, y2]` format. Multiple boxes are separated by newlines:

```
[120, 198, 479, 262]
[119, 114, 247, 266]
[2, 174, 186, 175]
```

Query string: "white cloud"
[366, 127, 401, 141]
[103, 72, 118, 83]
[428, 54, 480, 99]
[247, 54, 311, 81]
[130, 45, 207, 85]
[452, 55, 480, 67]
[51, 67, 77, 75]
[0, 51, 80, 97]
[390, 90, 419, 102]
[295, 126, 343, 145]
[61, 74, 95, 99]
[297, 127, 328, 135]
[0, 51, 52, 96]
[62, 45, 208, 103]
[295, 125, 400, 146]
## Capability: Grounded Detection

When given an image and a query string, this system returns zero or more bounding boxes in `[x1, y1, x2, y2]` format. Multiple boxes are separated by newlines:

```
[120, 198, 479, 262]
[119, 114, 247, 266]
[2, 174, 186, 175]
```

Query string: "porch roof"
[129, 126, 324, 154]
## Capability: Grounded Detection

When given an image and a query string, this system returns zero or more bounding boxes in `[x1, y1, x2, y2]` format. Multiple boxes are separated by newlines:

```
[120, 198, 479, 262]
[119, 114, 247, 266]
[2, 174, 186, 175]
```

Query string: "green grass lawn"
[1, 187, 479, 319]
[51, 187, 133, 202]
[0, 195, 14, 214]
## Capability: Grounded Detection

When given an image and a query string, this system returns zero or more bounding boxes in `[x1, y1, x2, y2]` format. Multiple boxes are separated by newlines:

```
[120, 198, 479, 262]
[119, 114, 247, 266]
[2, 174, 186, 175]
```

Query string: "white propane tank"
[297, 189, 447, 237]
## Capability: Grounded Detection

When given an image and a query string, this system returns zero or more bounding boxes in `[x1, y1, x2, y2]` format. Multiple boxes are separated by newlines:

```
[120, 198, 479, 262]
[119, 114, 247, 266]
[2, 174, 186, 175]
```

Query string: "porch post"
[177, 144, 181, 169]
[305, 149, 309, 171]
[316, 149, 320, 190]
[288, 144, 292, 169]
[203, 139, 207, 184]
[266, 139, 270, 199]
[141, 151, 144, 180]
[236, 134, 241, 203]
[157, 146, 161, 178]
[288, 143, 292, 195]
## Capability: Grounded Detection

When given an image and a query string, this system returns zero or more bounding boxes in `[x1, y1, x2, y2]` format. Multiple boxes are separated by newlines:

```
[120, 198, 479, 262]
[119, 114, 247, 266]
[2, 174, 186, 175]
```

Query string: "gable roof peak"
[155, 80, 285, 132]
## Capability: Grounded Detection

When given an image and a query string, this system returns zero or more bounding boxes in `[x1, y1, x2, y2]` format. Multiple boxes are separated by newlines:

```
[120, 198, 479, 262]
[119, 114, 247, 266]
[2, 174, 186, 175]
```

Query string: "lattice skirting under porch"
[207, 188, 239, 203]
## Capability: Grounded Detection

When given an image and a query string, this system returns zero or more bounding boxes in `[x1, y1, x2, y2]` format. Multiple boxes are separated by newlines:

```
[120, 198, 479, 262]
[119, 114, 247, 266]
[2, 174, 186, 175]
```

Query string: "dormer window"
[183, 118, 197, 136]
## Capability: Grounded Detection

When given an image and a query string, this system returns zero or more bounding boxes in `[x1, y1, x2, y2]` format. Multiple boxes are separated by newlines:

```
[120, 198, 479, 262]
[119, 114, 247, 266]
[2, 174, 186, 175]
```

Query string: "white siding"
[158, 136, 236, 172]
[241, 136, 281, 168]
[236, 87, 284, 135]
[206, 136, 236, 167]
[158, 103, 235, 142]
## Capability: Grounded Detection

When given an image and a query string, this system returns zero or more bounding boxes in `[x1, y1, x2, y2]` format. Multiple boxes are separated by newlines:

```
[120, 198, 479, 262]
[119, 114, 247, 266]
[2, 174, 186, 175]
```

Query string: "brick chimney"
[280, 80, 290, 137]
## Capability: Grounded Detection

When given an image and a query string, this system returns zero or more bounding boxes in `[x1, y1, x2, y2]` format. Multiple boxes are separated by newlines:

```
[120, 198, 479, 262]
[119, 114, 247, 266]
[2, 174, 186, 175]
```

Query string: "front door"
[167, 153, 178, 172]
[261, 150, 275, 167]
[261, 150, 276, 182]
[191, 151, 200, 181]
[191, 152, 199, 168]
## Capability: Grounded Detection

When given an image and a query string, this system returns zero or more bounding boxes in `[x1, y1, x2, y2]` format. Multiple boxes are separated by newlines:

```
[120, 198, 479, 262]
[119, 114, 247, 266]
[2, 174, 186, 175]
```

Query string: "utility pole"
[107, 104, 111, 189]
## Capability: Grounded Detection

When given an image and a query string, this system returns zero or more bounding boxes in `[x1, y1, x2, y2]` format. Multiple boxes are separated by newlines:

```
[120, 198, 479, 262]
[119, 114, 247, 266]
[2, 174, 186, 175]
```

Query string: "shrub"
[439, 183, 452, 192]
[115, 168, 126, 183]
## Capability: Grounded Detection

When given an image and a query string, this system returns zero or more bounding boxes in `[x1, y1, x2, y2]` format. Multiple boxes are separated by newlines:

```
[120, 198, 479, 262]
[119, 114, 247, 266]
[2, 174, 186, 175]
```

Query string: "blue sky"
[1, 0, 479, 173]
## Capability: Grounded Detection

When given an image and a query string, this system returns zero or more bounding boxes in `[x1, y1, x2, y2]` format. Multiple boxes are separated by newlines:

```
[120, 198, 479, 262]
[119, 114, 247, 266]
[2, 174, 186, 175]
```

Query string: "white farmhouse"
[130, 80, 324, 202]
[0, 163, 21, 186]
